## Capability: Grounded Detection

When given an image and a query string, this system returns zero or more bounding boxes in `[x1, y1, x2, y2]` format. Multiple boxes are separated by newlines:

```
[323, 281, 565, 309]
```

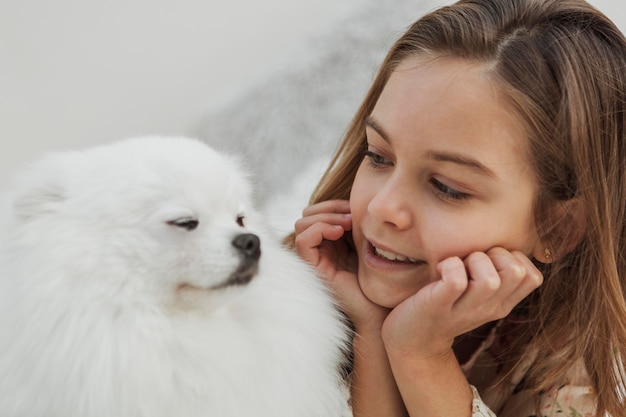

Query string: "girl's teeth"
[374, 246, 419, 263]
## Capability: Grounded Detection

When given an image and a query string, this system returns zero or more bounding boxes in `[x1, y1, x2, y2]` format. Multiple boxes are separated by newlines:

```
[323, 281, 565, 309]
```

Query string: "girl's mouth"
[371, 243, 424, 264]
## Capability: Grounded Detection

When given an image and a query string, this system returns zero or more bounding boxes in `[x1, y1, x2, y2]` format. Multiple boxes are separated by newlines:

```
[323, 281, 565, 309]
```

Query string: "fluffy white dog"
[0, 136, 352, 417]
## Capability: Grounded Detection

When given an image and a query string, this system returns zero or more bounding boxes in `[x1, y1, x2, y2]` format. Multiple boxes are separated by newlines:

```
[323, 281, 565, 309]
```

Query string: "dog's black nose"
[232, 233, 261, 260]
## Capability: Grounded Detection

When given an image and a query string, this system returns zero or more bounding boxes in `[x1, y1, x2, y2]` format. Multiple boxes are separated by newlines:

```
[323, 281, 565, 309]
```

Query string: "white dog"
[0, 136, 352, 417]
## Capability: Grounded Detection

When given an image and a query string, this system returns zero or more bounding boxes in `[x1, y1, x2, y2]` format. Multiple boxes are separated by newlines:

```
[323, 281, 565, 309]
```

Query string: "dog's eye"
[236, 214, 245, 227]
[167, 217, 199, 231]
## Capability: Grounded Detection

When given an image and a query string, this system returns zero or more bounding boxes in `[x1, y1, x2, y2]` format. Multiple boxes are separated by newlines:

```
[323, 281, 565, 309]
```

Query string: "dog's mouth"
[211, 259, 259, 290]
[177, 260, 259, 293]
[177, 233, 261, 292]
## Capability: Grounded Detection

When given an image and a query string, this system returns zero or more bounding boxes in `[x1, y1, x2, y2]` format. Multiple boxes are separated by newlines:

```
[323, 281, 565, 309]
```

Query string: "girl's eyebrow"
[365, 115, 496, 178]
[365, 116, 390, 142]
[426, 151, 496, 178]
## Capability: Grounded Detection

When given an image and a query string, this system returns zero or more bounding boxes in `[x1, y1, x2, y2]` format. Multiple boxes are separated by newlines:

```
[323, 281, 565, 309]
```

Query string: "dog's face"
[6, 137, 265, 309]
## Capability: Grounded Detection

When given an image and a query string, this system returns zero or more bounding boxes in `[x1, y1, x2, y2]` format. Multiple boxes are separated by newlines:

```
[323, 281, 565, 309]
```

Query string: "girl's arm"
[350, 325, 408, 417]
[294, 200, 407, 416]
[295, 203, 542, 417]
[383, 249, 542, 417]
[388, 347, 473, 417]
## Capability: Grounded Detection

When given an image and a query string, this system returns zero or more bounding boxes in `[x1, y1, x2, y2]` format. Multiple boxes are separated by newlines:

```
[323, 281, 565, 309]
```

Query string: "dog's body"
[0, 137, 351, 417]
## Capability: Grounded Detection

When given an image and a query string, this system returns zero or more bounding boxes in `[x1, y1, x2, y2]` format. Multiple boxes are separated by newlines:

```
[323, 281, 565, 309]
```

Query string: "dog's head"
[3, 136, 268, 310]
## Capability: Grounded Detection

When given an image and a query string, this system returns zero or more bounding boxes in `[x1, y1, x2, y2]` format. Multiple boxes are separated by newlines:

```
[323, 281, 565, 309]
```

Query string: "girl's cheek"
[350, 172, 373, 217]
[421, 219, 486, 262]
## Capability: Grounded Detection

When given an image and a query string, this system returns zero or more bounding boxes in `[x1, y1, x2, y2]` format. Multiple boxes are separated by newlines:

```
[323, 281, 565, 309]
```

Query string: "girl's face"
[350, 57, 542, 308]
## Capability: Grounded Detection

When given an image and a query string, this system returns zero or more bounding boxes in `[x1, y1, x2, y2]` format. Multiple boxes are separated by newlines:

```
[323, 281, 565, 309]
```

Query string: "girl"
[288, 0, 626, 416]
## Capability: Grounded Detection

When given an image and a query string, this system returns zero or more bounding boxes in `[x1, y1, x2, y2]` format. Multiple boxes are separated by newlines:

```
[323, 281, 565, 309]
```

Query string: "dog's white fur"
[0, 136, 351, 417]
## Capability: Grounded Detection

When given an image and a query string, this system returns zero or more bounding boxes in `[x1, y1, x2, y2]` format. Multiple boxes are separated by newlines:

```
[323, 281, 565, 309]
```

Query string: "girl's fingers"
[296, 200, 351, 233]
[465, 251, 503, 295]
[294, 222, 345, 266]
[430, 252, 501, 317]
[453, 249, 542, 320]
[507, 250, 543, 299]
[486, 248, 543, 310]
[388, 249, 543, 359]
[294, 212, 352, 235]
[430, 257, 470, 310]
[301, 199, 351, 217]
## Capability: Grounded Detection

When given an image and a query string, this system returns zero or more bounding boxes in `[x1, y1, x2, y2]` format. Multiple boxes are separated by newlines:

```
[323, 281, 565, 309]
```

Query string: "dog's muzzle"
[232, 233, 261, 261]
[222, 233, 261, 288]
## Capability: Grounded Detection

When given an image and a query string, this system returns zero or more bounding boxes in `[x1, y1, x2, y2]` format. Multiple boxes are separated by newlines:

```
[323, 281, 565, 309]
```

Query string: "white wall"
[0, 0, 623, 188]
[0, 0, 361, 187]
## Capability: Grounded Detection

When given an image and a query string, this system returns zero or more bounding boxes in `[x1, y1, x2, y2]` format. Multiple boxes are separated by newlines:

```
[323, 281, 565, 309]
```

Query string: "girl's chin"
[368, 297, 403, 309]
[359, 278, 414, 309]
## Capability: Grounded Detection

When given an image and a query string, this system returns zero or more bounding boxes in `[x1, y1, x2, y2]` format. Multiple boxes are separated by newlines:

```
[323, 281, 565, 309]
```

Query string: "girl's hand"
[294, 200, 388, 330]
[382, 247, 543, 359]
[296, 200, 407, 417]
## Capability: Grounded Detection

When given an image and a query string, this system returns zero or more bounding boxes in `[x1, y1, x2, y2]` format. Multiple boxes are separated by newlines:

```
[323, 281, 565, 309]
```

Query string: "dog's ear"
[13, 183, 66, 221]
[9, 156, 69, 222]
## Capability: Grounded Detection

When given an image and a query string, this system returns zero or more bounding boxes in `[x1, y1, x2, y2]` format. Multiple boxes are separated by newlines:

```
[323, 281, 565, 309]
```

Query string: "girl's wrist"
[382, 331, 454, 362]
[387, 347, 473, 417]
[351, 303, 391, 336]
[380, 312, 455, 361]
[353, 317, 386, 337]
[350, 319, 408, 417]
[386, 343, 457, 369]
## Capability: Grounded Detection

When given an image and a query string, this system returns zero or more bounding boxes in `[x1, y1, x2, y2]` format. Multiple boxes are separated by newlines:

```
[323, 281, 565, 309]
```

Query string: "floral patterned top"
[463, 319, 596, 417]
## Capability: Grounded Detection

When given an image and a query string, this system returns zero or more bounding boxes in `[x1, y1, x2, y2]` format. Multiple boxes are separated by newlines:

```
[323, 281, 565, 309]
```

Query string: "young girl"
[287, 0, 626, 416]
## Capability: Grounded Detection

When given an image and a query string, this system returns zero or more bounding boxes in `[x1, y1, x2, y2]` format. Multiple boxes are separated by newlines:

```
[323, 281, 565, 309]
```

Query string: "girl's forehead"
[390, 55, 496, 95]
[378, 57, 512, 127]
[372, 56, 533, 176]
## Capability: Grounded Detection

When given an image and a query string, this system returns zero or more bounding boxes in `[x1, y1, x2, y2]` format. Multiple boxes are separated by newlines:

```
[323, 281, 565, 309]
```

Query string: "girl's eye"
[430, 178, 471, 201]
[364, 150, 392, 167]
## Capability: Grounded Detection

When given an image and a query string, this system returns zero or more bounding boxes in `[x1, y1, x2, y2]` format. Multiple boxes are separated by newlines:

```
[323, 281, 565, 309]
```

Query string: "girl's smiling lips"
[364, 239, 427, 269]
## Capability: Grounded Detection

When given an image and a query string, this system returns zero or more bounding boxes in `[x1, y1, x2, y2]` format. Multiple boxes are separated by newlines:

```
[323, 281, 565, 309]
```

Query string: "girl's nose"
[367, 181, 413, 230]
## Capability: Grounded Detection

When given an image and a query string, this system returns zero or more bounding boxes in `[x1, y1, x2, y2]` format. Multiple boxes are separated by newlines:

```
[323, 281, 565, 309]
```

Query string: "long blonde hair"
[287, 0, 626, 414]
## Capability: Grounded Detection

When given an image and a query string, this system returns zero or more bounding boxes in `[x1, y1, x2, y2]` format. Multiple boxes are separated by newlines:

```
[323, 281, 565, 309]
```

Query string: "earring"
[543, 247, 552, 261]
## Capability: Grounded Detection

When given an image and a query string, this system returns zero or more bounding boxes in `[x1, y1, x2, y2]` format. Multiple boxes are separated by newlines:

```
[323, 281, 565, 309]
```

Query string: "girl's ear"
[533, 197, 586, 263]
